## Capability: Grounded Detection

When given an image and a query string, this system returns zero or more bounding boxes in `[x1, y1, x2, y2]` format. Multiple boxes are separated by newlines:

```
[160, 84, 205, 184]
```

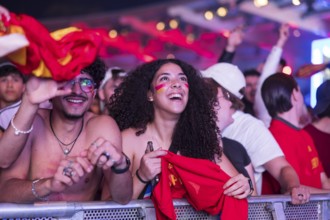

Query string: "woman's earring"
[148, 97, 153, 101]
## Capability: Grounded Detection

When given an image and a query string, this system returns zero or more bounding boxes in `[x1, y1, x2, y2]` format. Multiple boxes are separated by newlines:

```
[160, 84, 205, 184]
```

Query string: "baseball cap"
[0, 62, 27, 82]
[99, 67, 127, 89]
[201, 63, 246, 99]
[313, 80, 330, 115]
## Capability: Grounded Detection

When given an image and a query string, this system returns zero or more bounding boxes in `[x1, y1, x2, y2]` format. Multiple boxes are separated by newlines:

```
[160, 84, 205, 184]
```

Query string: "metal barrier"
[0, 194, 329, 220]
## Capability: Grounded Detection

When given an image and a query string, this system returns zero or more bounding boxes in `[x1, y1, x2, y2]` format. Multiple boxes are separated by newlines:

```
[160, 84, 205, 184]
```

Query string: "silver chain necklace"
[49, 111, 84, 155]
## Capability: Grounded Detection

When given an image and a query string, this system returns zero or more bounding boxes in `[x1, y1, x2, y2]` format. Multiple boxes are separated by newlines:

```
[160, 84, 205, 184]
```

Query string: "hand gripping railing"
[0, 194, 329, 220]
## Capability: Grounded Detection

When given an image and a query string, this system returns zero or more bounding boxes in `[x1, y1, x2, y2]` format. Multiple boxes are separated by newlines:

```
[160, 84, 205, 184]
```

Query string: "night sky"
[2, 0, 176, 19]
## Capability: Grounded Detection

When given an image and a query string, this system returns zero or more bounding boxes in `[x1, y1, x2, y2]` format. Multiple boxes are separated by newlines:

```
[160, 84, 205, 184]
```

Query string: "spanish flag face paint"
[155, 81, 189, 94]
[155, 83, 166, 94]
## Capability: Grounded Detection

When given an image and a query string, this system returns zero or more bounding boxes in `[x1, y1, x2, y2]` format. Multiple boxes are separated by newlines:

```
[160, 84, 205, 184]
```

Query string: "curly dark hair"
[82, 57, 106, 89]
[108, 59, 222, 161]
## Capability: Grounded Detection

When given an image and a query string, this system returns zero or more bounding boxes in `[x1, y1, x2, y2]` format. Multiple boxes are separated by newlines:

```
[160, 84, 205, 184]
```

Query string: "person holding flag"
[0, 7, 132, 204]
[108, 58, 250, 219]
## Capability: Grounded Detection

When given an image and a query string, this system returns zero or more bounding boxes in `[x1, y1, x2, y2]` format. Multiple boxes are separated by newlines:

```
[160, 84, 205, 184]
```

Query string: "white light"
[283, 66, 292, 75]
[311, 38, 330, 107]
[292, 0, 301, 6]
[322, 45, 330, 58]
[253, 0, 268, 7]
[204, 11, 214, 20]
[312, 49, 322, 64]
[169, 19, 179, 29]
[217, 7, 227, 17]
[108, 29, 118, 38]
[156, 22, 165, 31]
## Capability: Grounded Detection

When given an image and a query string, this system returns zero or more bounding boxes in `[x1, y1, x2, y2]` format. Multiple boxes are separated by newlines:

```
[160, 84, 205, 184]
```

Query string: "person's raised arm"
[218, 25, 244, 63]
[254, 23, 290, 127]
[0, 5, 10, 22]
[0, 76, 71, 168]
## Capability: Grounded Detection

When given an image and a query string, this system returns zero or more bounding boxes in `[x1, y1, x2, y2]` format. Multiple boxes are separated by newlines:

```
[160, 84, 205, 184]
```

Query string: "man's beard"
[63, 111, 85, 120]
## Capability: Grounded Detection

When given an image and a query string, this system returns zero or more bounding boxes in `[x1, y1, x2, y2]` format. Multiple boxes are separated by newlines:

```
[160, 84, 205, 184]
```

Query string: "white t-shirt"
[0, 101, 21, 129]
[222, 110, 283, 194]
[0, 100, 52, 130]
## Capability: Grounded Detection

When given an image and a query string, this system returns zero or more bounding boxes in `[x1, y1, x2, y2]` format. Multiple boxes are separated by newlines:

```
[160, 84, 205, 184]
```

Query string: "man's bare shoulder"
[86, 112, 118, 128]
[83, 113, 122, 148]
[84, 112, 121, 140]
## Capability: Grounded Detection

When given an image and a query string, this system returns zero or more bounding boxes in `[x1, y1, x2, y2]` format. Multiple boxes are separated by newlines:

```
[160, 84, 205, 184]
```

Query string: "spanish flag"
[152, 152, 248, 220]
[0, 12, 103, 81]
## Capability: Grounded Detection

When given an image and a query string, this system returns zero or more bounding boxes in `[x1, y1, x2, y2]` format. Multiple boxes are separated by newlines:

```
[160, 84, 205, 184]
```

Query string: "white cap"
[100, 67, 127, 89]
[201, 63, 246, 99]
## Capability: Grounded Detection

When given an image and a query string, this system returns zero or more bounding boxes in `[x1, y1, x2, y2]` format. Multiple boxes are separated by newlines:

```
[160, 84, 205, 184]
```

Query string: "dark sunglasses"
[64, 78, 96, 93]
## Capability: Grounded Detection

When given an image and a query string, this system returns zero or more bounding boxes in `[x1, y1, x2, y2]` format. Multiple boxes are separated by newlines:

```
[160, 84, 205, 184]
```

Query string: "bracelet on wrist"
[248, 178, 254, 196]
[11, 115, 33, 136]
[111, 152, 131, 174]
[31, 178, 48, 201]
[136, 169, 149, 184]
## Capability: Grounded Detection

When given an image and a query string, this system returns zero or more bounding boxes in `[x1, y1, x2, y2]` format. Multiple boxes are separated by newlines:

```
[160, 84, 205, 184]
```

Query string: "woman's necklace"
[49, 110, 84, 155]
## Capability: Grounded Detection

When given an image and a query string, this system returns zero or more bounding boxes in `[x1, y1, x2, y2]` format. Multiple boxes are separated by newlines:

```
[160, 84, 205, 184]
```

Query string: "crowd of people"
[0, 4, 330, 219]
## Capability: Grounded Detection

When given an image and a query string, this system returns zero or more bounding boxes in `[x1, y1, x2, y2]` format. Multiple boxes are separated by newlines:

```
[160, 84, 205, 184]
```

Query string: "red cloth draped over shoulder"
[1, 13, 102, 81]
[151, 151, 248, 220]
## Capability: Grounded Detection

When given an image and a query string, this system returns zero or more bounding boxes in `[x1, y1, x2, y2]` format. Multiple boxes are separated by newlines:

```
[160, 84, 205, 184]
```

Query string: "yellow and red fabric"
[0, 13, 103, 81]
[152, 152, 248, 220]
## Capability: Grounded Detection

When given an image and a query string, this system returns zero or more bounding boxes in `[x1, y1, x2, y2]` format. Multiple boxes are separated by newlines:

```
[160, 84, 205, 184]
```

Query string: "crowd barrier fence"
[0, 194, 329, 220]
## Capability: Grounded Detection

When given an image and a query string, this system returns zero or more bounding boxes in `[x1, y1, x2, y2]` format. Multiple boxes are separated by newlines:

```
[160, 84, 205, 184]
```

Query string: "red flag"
[295, 63, 329, 78]
[152, 152, 248, 220]
[1, 13, 103, 81]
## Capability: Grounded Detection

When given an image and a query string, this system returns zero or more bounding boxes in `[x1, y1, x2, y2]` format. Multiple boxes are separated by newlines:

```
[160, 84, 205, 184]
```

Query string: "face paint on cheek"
[91, 90, 96, 97]
[184, 83, 189, 89]
[155, 83, 166, 93]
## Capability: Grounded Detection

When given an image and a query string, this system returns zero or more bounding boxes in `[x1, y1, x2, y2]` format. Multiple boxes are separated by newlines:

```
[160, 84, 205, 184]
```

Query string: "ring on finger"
[63, 166, 75, 177]
[101, 151, 111, 161]
[298, 193, 304, 200]
[91, 142, 99, 148]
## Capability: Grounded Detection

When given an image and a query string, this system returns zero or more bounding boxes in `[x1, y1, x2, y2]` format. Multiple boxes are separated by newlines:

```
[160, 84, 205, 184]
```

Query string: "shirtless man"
[0, 58, 132, 204]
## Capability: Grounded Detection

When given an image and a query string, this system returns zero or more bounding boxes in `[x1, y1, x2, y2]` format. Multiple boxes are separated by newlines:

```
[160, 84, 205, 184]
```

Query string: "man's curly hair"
[82, 57, 106, 89]
[108, 59, 222, 161]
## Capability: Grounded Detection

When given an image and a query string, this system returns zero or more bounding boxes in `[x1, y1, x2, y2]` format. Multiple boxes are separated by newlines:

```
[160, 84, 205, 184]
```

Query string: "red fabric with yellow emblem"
[152, 151, 248, 220]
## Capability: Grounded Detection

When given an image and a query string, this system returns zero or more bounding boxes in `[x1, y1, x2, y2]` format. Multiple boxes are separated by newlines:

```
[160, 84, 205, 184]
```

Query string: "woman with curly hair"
[108, 58, 250, 200]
